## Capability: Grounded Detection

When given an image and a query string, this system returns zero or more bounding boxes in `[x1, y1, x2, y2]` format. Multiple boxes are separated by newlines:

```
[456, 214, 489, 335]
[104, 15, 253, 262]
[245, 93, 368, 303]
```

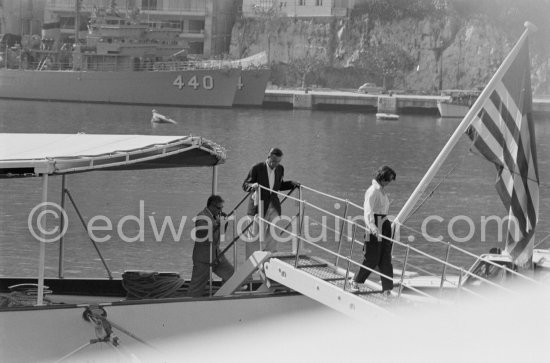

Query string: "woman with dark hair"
[349, 165, 396, 296]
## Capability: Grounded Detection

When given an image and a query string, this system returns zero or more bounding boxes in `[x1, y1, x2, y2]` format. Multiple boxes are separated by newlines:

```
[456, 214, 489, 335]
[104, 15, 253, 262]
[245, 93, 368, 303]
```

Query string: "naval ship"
[0, 8, 271, 108]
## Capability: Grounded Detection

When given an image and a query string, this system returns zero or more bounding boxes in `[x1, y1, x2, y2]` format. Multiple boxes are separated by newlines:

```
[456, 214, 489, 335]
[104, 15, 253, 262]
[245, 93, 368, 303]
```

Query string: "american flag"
[466, 39, 539, 266]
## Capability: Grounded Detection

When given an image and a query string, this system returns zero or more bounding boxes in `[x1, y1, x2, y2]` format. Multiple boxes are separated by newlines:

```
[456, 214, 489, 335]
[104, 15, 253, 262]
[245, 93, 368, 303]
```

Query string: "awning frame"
[0, 133, 226, 305]
[0, 134, 226, 178]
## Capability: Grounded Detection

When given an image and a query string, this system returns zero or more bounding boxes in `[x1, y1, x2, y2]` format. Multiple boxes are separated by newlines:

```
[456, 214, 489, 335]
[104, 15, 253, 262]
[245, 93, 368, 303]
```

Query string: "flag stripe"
[472, 96, 530, 223]
[465, 39, 538, 265]
[500, 168, 528, 237]
[497, 79, 538, 233]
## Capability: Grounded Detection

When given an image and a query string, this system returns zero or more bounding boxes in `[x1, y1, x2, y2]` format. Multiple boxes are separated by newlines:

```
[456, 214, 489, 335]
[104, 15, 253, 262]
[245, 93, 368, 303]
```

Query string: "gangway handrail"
[260, 216, 438, 301]
[394, 259, 439, 278]
[303, 212, 444, 279]
[225, 190, 253, 218]
[294, 184, 540, 286]
[299, 184, 351, 204]
[305, 213, 444, 280]
[210, 190, 253, 265]
[260, 213, 502, 301]
[262, 215, 490, 301]
[302, 211, 442, 278]
[213, 186, 298, 264]
[263, 185, 525, 294]
[258, 186, 499, 298]
[300, 184, 365, 212]
[394, 222, 543, 285]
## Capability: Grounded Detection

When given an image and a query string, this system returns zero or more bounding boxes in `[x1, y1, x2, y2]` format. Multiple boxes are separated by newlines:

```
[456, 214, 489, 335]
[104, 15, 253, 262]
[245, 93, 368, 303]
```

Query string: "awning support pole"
[64, 189, 113, 279]
[212, 165, 218, 195]
[58, 175, 67, 278]
[37, 173, 48, 305]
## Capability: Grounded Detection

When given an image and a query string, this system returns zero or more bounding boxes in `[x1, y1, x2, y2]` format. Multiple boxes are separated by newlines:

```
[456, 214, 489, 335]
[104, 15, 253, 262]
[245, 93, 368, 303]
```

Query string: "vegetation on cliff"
[229, 0, 550, 95]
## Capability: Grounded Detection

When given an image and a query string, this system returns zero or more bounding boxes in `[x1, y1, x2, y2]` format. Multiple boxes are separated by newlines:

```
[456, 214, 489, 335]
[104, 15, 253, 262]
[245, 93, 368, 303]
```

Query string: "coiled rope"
[122, 271, 187, 299]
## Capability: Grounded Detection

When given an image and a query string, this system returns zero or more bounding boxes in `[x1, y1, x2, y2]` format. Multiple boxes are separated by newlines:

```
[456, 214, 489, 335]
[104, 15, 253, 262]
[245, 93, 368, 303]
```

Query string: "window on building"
[167, 21, 182, 30]
[316, 0, 323, 5]
[141, 0, 157, 10]
[59, 17, 75, 30]
[188, 19, 205, 34]
[298, 0, 306, 6]
[259, 0, 271, 8]
[189, 41, 203, 55]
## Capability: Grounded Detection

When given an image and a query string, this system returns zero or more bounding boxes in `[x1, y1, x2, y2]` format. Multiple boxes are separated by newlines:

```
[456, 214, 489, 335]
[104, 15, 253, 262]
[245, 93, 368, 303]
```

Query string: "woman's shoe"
[348, 281, 359, 292]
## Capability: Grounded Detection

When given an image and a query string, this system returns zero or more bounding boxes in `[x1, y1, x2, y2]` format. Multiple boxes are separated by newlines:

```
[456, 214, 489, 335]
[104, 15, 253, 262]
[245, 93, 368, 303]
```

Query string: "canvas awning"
[0, 133, 226, 177]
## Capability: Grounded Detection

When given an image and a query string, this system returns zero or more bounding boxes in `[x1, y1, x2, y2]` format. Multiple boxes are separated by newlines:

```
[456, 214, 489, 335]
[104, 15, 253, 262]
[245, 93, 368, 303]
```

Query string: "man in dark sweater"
[242, 147, 299, 258]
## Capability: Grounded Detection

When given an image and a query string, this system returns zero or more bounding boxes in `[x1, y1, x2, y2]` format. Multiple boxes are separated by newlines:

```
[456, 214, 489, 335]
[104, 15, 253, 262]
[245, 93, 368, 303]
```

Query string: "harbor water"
[0, 100, 549, 279]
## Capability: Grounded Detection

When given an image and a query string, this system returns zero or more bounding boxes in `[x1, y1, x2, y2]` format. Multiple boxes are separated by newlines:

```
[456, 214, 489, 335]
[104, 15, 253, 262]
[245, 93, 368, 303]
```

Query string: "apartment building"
[41, 0, 237, 57]
[241, 0, 354, 18]
[0, 0, 45, 36]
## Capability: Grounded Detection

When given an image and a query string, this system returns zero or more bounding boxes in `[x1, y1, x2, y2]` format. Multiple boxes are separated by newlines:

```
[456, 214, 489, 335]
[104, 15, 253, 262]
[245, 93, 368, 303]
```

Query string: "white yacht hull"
[0, 293, 323, 362]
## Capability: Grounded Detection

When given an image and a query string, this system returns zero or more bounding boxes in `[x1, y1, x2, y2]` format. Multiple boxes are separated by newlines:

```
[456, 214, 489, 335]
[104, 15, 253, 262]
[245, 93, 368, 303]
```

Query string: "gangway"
[263, 254, 399, 318]
[216, 248, 435, 319]
[212, 184, 540, 319]
[216, 251, 402, 318]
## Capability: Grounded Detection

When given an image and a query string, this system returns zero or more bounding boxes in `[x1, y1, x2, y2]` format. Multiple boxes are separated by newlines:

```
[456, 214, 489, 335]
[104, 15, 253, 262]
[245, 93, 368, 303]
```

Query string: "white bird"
[151, 109, 177, 124]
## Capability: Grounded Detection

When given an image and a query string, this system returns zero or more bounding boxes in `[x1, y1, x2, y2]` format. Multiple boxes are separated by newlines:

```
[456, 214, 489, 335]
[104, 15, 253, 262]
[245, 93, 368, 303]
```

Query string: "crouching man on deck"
[187, 195, 234, 297]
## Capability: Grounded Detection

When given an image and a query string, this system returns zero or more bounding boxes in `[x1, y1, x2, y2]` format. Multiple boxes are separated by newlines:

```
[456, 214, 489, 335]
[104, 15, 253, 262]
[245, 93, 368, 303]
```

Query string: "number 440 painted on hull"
[173, 75, 214, 90]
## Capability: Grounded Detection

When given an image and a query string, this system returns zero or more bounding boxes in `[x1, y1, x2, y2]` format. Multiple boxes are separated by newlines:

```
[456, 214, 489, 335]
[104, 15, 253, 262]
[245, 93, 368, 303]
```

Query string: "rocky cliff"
[229, 1, 550, 95]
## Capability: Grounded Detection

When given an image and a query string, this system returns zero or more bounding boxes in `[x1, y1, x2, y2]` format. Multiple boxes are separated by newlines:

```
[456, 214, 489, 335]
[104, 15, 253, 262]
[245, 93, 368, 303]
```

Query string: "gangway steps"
[214, 251, 272, 297]
[297, 263, 329, 269]
[264, 255, 397, 319]
[216, 251, 424, 320]
[275, 255, 387, 299]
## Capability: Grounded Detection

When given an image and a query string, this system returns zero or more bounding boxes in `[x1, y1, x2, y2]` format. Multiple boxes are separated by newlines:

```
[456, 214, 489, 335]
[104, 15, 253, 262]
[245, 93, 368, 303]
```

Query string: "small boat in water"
[376, 113, 399, 120]
[437, 89, 481, 118]
[151, 109, 177, 124]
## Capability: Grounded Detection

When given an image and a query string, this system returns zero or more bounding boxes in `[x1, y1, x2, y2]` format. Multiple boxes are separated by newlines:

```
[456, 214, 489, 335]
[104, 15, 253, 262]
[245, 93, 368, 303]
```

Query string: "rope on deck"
[122, 271, 187, 299]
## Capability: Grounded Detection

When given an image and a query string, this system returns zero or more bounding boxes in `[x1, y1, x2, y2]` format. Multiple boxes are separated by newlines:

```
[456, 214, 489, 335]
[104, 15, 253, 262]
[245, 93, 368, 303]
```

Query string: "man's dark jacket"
[242, 161, 294, 216]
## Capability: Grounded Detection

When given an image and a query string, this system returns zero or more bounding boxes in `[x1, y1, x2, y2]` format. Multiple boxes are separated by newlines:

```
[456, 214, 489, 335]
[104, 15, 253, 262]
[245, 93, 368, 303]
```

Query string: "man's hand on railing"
[244, 182, 259, 191]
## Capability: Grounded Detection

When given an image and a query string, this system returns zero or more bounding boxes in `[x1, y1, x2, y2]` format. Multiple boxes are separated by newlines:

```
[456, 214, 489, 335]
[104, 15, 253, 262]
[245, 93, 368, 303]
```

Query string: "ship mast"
[74, 0, 80, 44]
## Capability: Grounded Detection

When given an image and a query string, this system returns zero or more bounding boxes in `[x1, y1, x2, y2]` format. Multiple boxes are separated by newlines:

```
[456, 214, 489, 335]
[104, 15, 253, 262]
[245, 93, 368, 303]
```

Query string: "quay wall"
[263, 89, 550, 115]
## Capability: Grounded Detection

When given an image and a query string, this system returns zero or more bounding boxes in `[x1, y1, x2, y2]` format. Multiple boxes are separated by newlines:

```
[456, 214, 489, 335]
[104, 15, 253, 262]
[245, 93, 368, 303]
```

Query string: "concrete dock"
[264, 89, 550, 115]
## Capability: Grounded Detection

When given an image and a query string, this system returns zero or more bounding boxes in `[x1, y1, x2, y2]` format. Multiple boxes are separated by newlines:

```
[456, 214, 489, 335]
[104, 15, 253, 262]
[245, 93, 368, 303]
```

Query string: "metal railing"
[301, 184, 540, 286]
[205, 187, 298, 296]
[4, 58, 245, 73]
[251, 184, 540, 302]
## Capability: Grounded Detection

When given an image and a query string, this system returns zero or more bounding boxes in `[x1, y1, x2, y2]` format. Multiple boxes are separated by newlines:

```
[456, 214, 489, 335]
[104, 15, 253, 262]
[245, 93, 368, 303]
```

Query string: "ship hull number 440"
[173, 75, 214, 90]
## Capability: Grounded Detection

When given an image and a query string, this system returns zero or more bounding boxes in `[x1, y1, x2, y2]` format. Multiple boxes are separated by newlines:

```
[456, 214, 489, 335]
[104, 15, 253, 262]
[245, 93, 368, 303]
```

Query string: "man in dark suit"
[242, 147, 299, 258]
[187, 195, 234, 297]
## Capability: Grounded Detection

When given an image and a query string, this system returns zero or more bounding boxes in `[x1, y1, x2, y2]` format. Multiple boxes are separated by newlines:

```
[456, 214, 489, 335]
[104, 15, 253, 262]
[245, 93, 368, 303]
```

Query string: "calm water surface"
[1, 100, 549, 278]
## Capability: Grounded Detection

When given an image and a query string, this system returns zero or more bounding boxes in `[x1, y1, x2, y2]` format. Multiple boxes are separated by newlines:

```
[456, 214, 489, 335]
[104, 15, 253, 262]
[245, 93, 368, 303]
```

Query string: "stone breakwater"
[263, 89, 550, 115]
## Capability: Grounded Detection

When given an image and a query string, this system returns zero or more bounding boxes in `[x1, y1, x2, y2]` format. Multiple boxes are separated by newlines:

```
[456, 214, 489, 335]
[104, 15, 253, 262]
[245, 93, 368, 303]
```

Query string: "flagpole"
[393, 22, 537, 233]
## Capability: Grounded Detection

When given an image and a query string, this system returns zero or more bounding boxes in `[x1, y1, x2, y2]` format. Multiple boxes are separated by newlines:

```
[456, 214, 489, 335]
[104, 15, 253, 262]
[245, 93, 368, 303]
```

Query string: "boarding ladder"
[36, 56, 49, 71]
[214, 184, 541, 319]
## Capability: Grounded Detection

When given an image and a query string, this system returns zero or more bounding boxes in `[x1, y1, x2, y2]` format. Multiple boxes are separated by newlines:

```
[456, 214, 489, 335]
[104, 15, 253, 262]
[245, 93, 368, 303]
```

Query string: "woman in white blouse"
[350, 166, 396, 295]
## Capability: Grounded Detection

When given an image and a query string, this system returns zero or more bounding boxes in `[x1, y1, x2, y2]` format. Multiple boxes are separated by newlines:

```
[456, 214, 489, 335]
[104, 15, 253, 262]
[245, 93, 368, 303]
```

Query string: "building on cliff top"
[241, 0, 354, 18]
[0, 0, 237, 57]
